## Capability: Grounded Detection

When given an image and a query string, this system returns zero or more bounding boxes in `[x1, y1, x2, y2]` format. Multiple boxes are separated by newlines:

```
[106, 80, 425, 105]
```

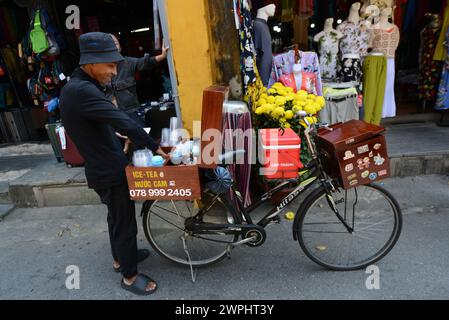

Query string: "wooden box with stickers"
[316, 120, 390, 190]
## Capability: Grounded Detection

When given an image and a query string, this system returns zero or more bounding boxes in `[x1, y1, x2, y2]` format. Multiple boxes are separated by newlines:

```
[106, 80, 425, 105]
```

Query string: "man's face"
[85, 63, 118, 85]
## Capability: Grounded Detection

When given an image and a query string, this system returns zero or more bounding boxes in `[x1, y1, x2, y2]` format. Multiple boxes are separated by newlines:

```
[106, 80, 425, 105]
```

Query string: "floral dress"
[436, 28, 449, 110]
[419, 26, 444, 102]
[317, 31, 340, 80]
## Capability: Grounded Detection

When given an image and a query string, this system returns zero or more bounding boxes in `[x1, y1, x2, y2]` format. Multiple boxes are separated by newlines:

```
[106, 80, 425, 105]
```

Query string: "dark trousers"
[94, 183, 138, 278]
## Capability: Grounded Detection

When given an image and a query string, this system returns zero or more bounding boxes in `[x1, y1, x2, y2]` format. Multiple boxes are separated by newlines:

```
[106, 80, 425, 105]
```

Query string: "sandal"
[113, 249, 150, 273]
[121, 274, 158, 296]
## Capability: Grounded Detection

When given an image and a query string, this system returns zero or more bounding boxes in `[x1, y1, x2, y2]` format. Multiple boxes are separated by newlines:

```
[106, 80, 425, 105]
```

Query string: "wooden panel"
[126, 165, 201, 201]
[199, 86, 228, 169]
[318, 120, 386, 152]
[204, 0, 242, 99]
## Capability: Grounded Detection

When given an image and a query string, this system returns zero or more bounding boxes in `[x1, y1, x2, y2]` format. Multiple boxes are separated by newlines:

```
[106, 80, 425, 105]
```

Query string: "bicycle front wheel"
[296, 183, 402, 271]
[142, 195, 238, 268]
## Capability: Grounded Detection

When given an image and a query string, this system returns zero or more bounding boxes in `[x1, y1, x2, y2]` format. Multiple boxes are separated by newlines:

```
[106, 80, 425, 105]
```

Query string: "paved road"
[0, 175, 448, 300]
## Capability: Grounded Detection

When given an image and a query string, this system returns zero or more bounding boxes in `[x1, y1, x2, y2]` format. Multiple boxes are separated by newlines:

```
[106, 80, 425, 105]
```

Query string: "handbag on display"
[29, 10, 49, 54]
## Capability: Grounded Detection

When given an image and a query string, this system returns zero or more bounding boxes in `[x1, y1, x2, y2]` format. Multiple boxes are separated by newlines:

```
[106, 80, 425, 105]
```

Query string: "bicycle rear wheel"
[296, 183, 402, 271]
[142, 194, 238, 268]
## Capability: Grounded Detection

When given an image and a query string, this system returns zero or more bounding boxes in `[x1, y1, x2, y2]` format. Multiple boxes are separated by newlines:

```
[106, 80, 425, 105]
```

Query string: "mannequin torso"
[253, 4, 276, 86]
[337, 3, 372, 58]
[314, 19, 343, 79]
[371, 8, 400, 58]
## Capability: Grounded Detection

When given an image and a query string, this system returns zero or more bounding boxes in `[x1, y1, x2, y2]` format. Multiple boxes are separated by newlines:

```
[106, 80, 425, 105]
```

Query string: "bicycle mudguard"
[292, 184, 335, 241]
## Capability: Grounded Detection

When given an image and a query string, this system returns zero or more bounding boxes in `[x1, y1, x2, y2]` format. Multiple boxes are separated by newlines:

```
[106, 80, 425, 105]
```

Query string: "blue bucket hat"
[79, 32, 124, 65]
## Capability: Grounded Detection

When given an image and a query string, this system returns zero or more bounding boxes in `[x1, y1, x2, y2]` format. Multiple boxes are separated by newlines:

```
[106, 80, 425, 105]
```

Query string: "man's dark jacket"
[109, 54, 157, 112]
[60, 68, 159, 189]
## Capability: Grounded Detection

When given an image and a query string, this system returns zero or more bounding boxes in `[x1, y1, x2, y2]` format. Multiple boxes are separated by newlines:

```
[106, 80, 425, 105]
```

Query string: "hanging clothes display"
[319, 87, 359, 125]
[297, 0, 314, 18]
[371, 26, 400, 119]
[316, 31, 340, 79]
[281, 0, 294, 21]
[434, 4, 449, 61]
[268, 50, 322, 94]
[298, 51, 323, 95]
[337, 21, 371, 84]
[394, 0, 409, 30]
[363, 55, 387, 125]
[253, 17, 273, 86]
[381, 58, 397, 118]
[235, 0, 258, 90]
[269, 50, 297, 87]
[436, 28, 449, 110]
[339, 55, 362, 83]
[419, 25, 444, 102]
[222, 109, 253, 207]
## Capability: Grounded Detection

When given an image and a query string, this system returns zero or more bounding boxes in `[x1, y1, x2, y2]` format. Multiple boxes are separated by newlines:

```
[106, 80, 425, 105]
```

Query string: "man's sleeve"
[78, 87, 159, 152]
[129, 54, 158, 73]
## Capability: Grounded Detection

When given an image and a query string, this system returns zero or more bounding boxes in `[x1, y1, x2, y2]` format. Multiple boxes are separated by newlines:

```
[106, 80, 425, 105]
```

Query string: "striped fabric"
[222, 111, 253, 208]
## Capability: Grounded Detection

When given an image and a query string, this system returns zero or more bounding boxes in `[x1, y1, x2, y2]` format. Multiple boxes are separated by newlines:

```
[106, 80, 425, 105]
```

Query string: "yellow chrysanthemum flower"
[257, 98, 267, 107]
[267, 96, 276, 104]
[315, 96, 326, 108]
[285, 110, 294, 120]
[275, 96, 286, 106]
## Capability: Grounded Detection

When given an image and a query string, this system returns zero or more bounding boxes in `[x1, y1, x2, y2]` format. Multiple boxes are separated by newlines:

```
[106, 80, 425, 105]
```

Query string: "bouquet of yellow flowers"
[247, 81, 326, 167]
[252, 82, 326, 132]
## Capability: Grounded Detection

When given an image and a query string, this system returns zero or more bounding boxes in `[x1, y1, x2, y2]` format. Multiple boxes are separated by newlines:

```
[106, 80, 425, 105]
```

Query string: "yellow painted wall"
[165, 0, 213, 134]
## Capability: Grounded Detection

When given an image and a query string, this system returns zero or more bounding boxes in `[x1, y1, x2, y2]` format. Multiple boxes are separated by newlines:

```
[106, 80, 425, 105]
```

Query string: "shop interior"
[0, 0, 170, 144]
[254, 0, 448, 118]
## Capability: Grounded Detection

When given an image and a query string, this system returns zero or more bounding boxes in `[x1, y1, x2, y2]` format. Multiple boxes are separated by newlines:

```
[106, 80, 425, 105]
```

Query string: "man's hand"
[156, 42, 169, 62]
[115, 132, 132, 154]
[156, 147, 170, 160]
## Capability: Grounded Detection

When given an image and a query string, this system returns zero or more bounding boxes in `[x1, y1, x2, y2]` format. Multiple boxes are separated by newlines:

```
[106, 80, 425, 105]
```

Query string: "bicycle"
[140, 113, 403, 272]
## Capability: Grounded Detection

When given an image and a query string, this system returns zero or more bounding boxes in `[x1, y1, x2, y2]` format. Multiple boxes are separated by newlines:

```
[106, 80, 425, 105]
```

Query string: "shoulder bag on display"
[29, 10, 49, 54]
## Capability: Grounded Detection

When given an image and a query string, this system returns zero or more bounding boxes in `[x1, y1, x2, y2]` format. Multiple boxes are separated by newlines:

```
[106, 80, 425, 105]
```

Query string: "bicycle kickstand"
[181, 237, 198, 283]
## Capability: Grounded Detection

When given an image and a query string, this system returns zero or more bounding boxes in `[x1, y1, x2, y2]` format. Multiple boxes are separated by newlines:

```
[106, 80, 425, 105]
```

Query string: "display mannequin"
[419, 14, 444, 106]
[361, 0, 393, 16]
[253, 4, 276, 86]
[338, 3, 371, 58]
[360, 0, 370, 17]
[314, 18, 343, 79]
[371, 7, 400, 119]
[337, 2, 371, 83]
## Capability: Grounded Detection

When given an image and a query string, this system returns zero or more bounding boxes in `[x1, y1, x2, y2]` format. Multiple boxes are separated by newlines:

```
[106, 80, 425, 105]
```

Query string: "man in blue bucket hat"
[60, 32, 168, 296]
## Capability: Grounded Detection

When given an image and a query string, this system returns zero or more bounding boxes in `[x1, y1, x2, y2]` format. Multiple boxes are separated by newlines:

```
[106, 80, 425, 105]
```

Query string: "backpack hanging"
[29, 10, 49, 54]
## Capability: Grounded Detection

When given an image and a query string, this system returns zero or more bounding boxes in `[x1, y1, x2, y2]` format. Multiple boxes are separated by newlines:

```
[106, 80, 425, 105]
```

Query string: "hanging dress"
[419, 26, 444, 102]
[436, 28, 449, 110]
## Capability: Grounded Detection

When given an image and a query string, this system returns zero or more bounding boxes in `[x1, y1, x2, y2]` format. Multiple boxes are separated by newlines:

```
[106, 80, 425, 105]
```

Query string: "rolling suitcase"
[57, 126, 85, 168]
[45, 123, 64, 163]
